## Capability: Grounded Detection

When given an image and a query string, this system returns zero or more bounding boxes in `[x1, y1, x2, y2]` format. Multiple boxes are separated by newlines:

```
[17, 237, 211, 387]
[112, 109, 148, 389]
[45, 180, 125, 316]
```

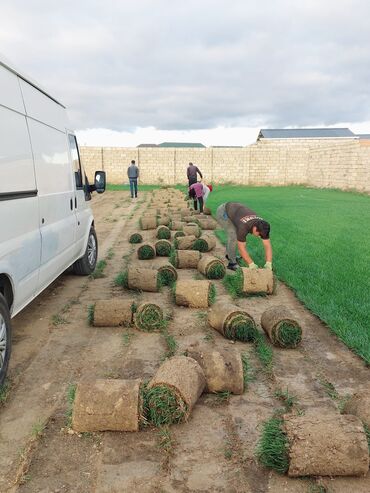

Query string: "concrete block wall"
[80, 138, 370, 192]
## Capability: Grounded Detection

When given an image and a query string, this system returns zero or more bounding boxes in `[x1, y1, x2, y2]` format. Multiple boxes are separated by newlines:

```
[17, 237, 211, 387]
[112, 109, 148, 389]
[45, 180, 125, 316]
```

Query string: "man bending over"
[216, 202, 272, 271]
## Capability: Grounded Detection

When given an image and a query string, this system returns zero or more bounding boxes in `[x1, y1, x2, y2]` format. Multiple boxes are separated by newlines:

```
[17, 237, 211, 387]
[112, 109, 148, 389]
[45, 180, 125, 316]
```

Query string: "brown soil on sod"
[183, 224, 201, 237]
[175, 280, 211, 308]
[170, 220, 185, 231]
[3, 189, 370, 493]
[241, 267, 274, 294]
[186, 344, 244, 394]
[175, 234, 196, 250]
[260, 305, 302, 347]
[148, 356, 206, 419]
[343, 387, 370, 427]
[127, 266, 158, 292]
[174, 250, 201, 269]
[93, 299, 134, 327]
[157, 215, 170, 226]
[72, 379, 142, 432]
[285, 414, 369, 477]
[140, 216, 157, 230]
[196, 218, 218, 230]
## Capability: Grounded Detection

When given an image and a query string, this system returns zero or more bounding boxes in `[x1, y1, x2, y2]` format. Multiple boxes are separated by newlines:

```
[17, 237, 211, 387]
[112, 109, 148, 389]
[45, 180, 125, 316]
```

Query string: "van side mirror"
[94, 171, 106, 194]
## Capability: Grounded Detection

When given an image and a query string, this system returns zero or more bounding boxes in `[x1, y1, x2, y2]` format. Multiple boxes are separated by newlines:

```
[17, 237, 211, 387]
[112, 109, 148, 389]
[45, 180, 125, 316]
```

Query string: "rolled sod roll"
[175, 280, 213, 308]
[261, 305, 302, 348]
[156, 225, 171, 240]
[285, 414, 369, 477]
[171, 249, 201, 269]
[182, 215, 195, 223]
[127, 266, 159, 292]
[134, 302, 164, 332]
[155, 239, 172, 256]
[208, 301, 258, 342]
[193, 234, 216, 252]
[170, 220, 185, 231]
[72, 379, 142, 432]
[137, 243, 156, 260]
[93, 299, 134, 327]
[128, 232, 143, 244]
[175, 235, 196, 250]
[157, 215, 170, 226]
[183, 223, 201, 238]
[157, 264, 178, 285]
[196, 218, 217, 230]
[174, 231, 185, 238]
[140, 216, 157, 230]
[197, 256, 226, 279]
[186, 347, 244, 394]
[146, 356, 206, 424]
[342, 387, 370, 428]
[240, 267, 274, 294]
[203, 206, 212, 215]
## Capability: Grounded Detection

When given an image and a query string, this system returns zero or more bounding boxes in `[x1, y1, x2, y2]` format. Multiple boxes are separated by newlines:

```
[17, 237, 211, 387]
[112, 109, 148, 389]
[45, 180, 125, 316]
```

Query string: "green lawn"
[206, 185, 370, 364]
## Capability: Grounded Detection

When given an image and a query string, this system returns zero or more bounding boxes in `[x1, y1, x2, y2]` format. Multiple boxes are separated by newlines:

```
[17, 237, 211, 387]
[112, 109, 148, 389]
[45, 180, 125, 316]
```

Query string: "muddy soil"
[0, 190, 369, 493]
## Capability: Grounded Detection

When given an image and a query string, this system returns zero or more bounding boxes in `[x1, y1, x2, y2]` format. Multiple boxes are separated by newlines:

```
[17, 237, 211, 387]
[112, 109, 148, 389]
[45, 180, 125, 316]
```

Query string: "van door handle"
[75, 197, 77, 209]
[70, 198, 73, 210]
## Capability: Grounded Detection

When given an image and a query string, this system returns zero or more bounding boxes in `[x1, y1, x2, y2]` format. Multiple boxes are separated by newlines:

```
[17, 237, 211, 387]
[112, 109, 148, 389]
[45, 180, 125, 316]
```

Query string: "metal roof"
[158, 142, 205, 148]
[137, 143, 158, 147]
[257, 128, 355, 140]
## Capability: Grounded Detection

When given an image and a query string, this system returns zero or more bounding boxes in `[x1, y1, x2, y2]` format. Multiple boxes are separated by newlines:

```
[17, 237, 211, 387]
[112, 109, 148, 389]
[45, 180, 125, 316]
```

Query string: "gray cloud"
[1, 0, 370, 131]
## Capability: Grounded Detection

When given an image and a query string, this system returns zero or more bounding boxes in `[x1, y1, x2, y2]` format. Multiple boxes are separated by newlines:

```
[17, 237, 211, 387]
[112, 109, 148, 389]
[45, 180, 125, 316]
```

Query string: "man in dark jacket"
[216, 202, 272, 271]
[187, 162, 202, 186]
[127, 160, 139, 198]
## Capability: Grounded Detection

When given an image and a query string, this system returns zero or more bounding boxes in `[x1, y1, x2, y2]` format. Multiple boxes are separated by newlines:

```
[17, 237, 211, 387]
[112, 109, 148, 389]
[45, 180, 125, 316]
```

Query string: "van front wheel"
[0, 294, 11, 387]
[73, 227, 98, 276]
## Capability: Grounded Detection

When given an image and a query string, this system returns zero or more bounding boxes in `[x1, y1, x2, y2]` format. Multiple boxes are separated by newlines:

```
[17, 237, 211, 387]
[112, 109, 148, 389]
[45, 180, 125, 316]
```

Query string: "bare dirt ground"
[0, 190, 369, 493]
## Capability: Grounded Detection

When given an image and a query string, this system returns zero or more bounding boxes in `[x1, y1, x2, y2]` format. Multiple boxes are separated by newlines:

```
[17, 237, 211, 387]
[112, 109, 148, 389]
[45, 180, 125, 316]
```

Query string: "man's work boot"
[227, 262, 239, 271]
[226, 254, 241, 262]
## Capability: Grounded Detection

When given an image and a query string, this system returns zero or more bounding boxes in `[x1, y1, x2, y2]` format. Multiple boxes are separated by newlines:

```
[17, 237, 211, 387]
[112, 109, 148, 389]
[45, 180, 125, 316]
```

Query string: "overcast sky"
[1, 0, 370, 146]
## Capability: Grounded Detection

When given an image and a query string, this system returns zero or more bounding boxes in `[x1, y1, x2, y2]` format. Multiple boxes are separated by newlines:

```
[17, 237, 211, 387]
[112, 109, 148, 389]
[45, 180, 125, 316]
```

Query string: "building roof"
[137, 143, 158, 147]
[158, 142, 206, 148]
[356, 134, 370, 139]
[257, 128, 355, 140]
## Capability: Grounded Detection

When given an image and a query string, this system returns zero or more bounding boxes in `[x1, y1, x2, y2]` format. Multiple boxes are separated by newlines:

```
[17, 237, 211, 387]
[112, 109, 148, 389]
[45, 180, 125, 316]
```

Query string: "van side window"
[68, 134, 84, 189]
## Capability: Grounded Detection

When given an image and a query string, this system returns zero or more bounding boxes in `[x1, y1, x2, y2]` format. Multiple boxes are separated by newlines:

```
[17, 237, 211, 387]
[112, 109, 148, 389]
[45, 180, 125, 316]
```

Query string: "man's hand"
[264, 261, 272, 270]
[249, 262, 258, 269]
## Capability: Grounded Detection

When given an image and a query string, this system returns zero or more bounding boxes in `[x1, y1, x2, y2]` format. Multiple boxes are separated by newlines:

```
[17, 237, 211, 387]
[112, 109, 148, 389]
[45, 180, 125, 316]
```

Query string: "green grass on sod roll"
[224, 315, 258, 342]
[208, 283, 216, 305]
[156, 241, 171, 256]
[169, 248, 177, 267]
[114, 270, 128, 288]
[157, 227, 171, 240]
[223, 269, 244, 298]
[87, 304, 95, 326]
[135, 304, 164, 332]
[206, 262, 226, 279]
[193, 238, 208, 252]
[174, 231, 185, 238]
[256, 414, 289, 474]
[158, 267, 177, 287]
[129, 233, 143, 244]
[273, 322, 302, 348]
[142, 385, 188, 426]
[207, 185, 370, 364]
[138, 244, 156, 259]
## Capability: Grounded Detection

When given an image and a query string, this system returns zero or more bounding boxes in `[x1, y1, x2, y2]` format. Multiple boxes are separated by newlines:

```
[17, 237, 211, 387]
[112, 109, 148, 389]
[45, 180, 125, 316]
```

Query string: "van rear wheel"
[0, 294, 11, 387]
[73, 227, 98, 276]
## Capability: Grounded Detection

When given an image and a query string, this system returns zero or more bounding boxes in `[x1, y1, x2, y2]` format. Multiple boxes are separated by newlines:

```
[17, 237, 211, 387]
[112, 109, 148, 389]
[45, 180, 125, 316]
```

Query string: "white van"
[0, 58, 106, 385]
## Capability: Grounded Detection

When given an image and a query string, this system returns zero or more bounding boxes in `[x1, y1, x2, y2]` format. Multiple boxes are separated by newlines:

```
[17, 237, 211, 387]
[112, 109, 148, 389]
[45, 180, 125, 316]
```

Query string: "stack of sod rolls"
[72, 379, 142, 432]
[261, 305, 302, 348]
[208, 301, 258, 342]
[174, 280, 216, 308]
[143, 356, 206, 426]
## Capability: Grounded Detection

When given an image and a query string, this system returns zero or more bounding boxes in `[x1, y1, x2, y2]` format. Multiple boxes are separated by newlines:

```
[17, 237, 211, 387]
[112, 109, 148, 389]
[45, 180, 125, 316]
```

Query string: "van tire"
[0, 294, 11, 387]
[73, 227, 98, 276]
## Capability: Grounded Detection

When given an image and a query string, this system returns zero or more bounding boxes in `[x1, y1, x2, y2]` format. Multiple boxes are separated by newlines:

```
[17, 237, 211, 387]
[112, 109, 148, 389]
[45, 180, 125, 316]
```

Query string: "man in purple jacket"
[187, 162, 203, 186]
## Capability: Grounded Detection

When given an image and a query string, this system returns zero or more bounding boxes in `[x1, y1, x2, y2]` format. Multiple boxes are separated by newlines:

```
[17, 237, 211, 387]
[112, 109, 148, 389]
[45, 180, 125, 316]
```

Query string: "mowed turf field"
[205, 185, 370, 364]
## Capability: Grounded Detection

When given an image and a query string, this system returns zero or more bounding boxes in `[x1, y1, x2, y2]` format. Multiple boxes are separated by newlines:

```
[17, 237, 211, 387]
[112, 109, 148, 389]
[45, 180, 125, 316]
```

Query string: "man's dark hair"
[131, 160, 135, 164]
[188, 162, 193, 166]
[255, 220, 270, 240]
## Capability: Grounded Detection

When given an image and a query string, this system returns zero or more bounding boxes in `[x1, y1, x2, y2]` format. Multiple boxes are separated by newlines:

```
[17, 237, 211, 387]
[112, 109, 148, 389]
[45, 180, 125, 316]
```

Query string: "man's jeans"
[216, 203, 237, 263]
[129, 178, 138, 198]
